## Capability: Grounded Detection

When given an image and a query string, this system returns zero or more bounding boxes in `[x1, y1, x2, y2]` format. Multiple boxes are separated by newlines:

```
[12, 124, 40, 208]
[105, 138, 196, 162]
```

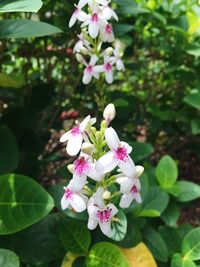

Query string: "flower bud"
[76, 53, 84, 63]
[135, 165, 144, 178]
[81, 47, 89, 55]
[103, 190, 111, 200]
[67, 164, 74, 174]
[81, 142, 95, 155]
[104, 47, 113, 56]
[103, 103, 116, 125]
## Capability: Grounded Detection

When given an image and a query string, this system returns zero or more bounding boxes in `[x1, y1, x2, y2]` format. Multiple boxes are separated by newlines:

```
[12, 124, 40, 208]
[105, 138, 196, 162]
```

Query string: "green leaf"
[183, 89, 200, 109]
[86, 242, 129, 267]
[191, 119, 200, 135]
[0, 19, 63, 39]
[0, 0, 43, 13]
[156, 155, 178, 189]
[175, 181, 200, 202]
[0, 249, 19, 267]
[181, 227, 200, 261]
[59, 219, 91, 254]
[110, 210, 127, 242]
[130, 142, 154, 162]
[0, 173, 54, 235]
[161, 202, 180, 227]
[186, 45, 200, 57]
[143, 227, 168, 262]
[113, 24, 133, 37]
[171, 253, 197, 267]
[137, 187, 169, 217]
[0, 125, 19, 175]
[0, 73, 25, 88]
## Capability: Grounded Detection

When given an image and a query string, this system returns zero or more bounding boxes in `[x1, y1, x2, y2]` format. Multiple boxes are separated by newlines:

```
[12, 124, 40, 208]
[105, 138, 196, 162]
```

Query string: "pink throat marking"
[71, 126, 81, 136]
[86, 65, 93, 74]
[65, 188, 73, 200]
[74, 157, 90, 175]
[105, 24, 113, 34]
[105, 62, 112, 72]
[131, 185, 138, 194]
[114, 146, 128, 161]
[96, 207, 112, 223]
[91, 13, 99, 23]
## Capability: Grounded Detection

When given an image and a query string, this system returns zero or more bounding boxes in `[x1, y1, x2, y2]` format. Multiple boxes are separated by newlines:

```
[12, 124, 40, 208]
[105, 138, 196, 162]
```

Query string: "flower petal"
[90, 54, 98, 65]
[135, 193, 142, 203]
[105, 127, 120, 150]
[107, 203, 118, 217]
[69, 193, 86, 212]
[119, 193, 134, 208]
[77, 10, 88, 22]
[120, 141, 132, 154]
[69, 13, 77, 28]
[118, 155, 136, 178]
[61, 195, 69, 210]
[60, 131, 70, 143]
[80, 115, 91, 132]
[88, 23, 99, 38]
[136, 165, 144, 177]
[83, 72, 92, 84]
[96, 151, 118, 174]
[72, 174, 87, 190]
[99, 222, 112, 237]
[92, 187, 105, 209]
[93, 65, 104, 73]
[88, 217, 98, 230]
[85, 163, 103, 181]
[116, 177, 134, 193]
[67, 134, 83, 156]
[105, 71, 113, 84]
[78, 0, 88, 9]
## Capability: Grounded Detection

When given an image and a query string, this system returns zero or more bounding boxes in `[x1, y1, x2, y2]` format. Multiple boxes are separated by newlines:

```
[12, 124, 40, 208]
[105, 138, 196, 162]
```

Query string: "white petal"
[120, 141, 132, 154]
[90, 54, 98, 65]
[105, 71, 113, 84]
[61, 195, 69, 210]
[67, 134, 83, 156]
[118, 156, 136, 178]
[88, 217, 98, 230]
[119, 193, 134, 208]
[102, 6, 112, 20]
[107, 203, 118, 217]
[78, 0, 88, 9]
[72, 174, 87, 190]
[85, 164, 103, 181]
[116, 59, 125, 71]
[105, 127, 120, 150]
[60, 131, 70, 143]
[92, 187, 105, 209]
[83, 72, 92, 84]
[93, 65, 104, 73]
[99, 222, 111, 237]
[116, 177, 134, 193]
[69, 193, 86, 212]
[135, 193, 142, 203]
[79, 192, 89, 205]
[88, 23, 99, 38]
[74, 40, 83, 52]
[93, 72, 99, 79]
[77, 10, 88, 22]
[80, 115, 91, 132]
[96, 151, 118, 174]
[136, 165, 144, 178]
[68, 178, 84, 192]
[69, 13, 77, 28]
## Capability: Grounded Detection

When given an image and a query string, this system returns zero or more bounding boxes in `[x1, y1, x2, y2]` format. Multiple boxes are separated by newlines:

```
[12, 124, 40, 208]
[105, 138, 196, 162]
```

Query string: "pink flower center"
[114, 146, 128, 161]
[105, 62, 112, 72]
[74, 157, 90, 175]
[65, 188, 73, 200]
[105, 24, 113, 34]
[86, 65, 93, 74]
[96, 207, 112, 223]
[131, 185, 138, 194]
[91, 13, 99, 23]
[71, 126, 81, 136]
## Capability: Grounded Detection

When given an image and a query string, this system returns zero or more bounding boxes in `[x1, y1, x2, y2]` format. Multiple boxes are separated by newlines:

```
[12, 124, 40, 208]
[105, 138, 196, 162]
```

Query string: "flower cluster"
[60, 104, 143, 237]
[69, 0, 125, 84]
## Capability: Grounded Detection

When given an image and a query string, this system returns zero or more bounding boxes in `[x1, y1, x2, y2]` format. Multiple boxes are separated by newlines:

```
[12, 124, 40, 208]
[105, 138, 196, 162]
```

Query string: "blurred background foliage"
[0, 0, 200, 266]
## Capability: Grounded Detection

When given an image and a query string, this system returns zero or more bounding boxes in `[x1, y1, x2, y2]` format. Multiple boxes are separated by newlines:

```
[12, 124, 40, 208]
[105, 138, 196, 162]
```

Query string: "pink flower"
[116, 166, 143, 208]
[60, 115, 91, 156]
[101, 24, 115, 43]
[87, 187, 118, 236]
[94, 55, 114, 84]
[61, 179, 88, 212]
[69, 0, 88, 28]
[96, 127, 136, 177]
[83, 55, 99, 84]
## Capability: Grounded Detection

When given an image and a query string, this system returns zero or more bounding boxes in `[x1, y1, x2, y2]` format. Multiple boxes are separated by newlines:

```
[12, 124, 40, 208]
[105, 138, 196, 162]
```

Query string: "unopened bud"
[76, 53, 84, 63]
[81, 47, 89, 55]
[103, 190, 111, 200]
[136, 165, 144, 178]
[81, 142, 95, 155]
[67, 164, 74, 174]
[104, 47, 113, 56]
[103, 103, 116, 125]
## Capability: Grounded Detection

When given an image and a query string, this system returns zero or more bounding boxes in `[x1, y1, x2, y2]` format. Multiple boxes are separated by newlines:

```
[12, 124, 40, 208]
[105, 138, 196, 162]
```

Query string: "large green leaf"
[156, 155, 178, 189]
[0, 125, 19, 175]
[86, 242, 129, 267]
[0, 0, 43, 13]
[171, 253, 196, 267]
[0, 173, 54, 235]
[59, 219, 91, 254]
[130, 142, 154, 162]
[161, 202, 180, 227]
[0, 19, 63, 39]
[0, 249, 19, 267]
[181, 227, 200, 261]
[136, 187, 169, 217]
[175, 181, 200, 202]
[183, 89, 200, 109]
[0, 73, 25, 88]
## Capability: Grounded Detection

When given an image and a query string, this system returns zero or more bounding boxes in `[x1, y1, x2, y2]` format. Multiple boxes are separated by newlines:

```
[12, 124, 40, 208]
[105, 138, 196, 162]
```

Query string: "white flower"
[87, 187, 118, 237]
[103, 103, 116, 124]
[94, 55, 114, 84]
[73, 33, 91, 53]
[60, 115, 91, 156]
[61, 179, 88, 212]
[82, 55, 99, 84]
[69, 0, 88, 28]
[73, 153, 103, 184]
[116, 166, 144, 208]
[101, 4, 118, 21]
[96, 127, 136, 177]
[111, 47, 125, 71]
[100, 23, 115, 43]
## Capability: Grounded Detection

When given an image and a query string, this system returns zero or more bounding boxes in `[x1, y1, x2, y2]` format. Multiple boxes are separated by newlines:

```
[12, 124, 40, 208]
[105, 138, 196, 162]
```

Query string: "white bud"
[81, 47, 89, 55]
[103, 190, 111, 200]
[67, 164, 74, 174]
[76, 53, 84, 63]
[81, 142, 95, 155]
[103, 103, 116, 124]
[104, 47, 113, 56]
[135, 165, 144, 178]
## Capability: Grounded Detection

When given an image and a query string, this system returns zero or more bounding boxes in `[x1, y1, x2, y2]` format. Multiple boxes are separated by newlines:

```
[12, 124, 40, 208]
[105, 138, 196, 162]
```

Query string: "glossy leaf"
[0, 19, 63, 39]
[0, 0, 43, 13]
[161, 202, 180, 227]
[86, 242, 128, 267]
[0, 249, 19, 267]
[175, 181, 200, 202]
[130, 142, 154, 162]
[0, 173, 54, 235]
[181, 227, 200, 261]
[171, 253, 196, 267]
